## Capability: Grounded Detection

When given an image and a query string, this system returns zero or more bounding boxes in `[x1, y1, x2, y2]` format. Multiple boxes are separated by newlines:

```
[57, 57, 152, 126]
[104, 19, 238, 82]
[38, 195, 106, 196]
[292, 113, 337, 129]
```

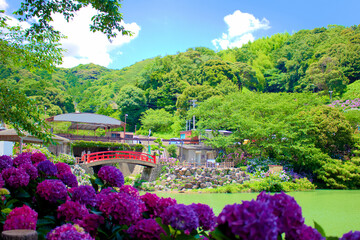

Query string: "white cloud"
[0, 0, 8, 10]
[212, 10, 270, 50]
[52, 6, 140, 68]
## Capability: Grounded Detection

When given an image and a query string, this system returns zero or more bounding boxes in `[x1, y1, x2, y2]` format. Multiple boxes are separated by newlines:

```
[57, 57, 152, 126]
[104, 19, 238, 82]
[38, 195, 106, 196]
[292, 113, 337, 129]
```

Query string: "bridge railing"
[81, 151, 156, 164]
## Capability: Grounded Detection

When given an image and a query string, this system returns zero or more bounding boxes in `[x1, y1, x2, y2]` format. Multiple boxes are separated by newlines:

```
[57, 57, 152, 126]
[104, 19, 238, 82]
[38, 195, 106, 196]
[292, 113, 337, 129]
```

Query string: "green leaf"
[1, 208, 12, 214]
[326, 237, 340, 240]
[156, 217, 171, 236]
[210, 228, 233, 240]
[37, 218, 55, 226]
[314, 220, 326, 237]
[5, 198, 19, 208]
[14, 188, 31, 198]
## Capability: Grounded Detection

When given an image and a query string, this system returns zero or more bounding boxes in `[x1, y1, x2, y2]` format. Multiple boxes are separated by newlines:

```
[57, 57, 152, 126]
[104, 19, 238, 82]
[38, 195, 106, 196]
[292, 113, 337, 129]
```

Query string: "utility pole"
[190, 99, 197, 130]
[123, 114, 128, 143]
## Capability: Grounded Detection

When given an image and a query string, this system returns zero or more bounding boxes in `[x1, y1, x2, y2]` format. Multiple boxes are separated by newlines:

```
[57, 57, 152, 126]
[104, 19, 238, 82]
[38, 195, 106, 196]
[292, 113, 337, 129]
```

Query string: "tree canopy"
[0, 0, 130, 141]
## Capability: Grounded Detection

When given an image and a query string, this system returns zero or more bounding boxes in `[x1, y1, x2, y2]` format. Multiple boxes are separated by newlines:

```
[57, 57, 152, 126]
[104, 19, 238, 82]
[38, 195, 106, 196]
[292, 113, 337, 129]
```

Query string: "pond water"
[155, 190, 360, 237]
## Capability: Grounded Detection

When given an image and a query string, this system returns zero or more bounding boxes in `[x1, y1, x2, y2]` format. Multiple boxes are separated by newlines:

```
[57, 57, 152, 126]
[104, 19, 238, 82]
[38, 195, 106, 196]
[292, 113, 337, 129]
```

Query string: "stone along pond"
[155, 190, 360, 237]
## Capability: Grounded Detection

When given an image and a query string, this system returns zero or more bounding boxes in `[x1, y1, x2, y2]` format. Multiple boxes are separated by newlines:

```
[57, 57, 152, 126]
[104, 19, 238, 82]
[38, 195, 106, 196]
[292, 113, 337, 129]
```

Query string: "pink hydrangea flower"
[4, 205, 38, 230]
[57, 200, 89, 221]
[119, 185, 140, 198]
[47, 223, 94, 240]
[74, 214, 104, 237]
[55, 162, 72, 176]
[30, 152, 47, 166]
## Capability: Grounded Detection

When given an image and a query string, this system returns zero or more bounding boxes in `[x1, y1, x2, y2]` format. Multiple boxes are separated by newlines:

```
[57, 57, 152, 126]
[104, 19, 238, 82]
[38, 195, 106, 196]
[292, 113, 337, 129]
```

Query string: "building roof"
[0, 129, 70, 143]
[46, 113, 123, 131]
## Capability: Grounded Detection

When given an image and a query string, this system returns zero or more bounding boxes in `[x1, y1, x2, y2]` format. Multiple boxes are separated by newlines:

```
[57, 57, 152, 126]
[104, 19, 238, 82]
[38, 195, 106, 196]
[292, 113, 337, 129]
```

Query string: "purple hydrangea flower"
[257, 191, 304, 235]
[217, 200, 278, 240]
[340, 231, 360, 240]
[47, 223, 94, 240]
[0, 174, 4, 188]
[37, 160, 57, 176]
[119, 185, 140, 198]
[98, 166, 124, 187]
[161, 204, 199, 234]
[191, 203, 216, 231]
[4, 205, 38, 230]
[2, 167, 30, 188]
[36, 179, 68, 204]
[71, 185, 97, 207]
[55, 162, 72, 176]
[140, 192, 160, 217]
[30, 152, 47, 165]
[13, 152, 32, 166]
[74, 214, 105, 237]
[57, 200, 89, 221]
[19, 163, 38, 180]
[98, 192, 144, 226]
[154, 197, 177, 217]
[286, 224, 325, 240]
[127, 218, 165, 240]
[58, 172, 78, 188]
[0, 155, 13, 171]
[96, 187, 115, 205]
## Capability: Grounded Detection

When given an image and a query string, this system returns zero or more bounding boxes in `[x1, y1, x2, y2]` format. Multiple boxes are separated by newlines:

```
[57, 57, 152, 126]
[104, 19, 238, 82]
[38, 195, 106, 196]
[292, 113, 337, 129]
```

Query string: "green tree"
[14, 0, 131, 40]
[115, 85, 146, 130]
[138, 109, 174, 134]
[0, 0, 131, 141]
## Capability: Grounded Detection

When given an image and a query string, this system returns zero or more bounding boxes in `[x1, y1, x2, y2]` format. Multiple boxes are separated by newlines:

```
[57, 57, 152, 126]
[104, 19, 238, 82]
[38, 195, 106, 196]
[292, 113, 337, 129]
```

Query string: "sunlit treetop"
[13, 0, 131, 41]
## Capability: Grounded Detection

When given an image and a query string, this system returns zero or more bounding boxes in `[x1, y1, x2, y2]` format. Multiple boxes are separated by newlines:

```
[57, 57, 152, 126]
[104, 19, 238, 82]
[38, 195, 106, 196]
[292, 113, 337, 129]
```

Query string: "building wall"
[0, 141, 14, 156]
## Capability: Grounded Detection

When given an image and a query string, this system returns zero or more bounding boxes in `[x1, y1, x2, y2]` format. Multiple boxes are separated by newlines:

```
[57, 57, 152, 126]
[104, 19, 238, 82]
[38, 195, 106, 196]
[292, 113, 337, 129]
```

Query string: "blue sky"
[2, 0, 360, 70]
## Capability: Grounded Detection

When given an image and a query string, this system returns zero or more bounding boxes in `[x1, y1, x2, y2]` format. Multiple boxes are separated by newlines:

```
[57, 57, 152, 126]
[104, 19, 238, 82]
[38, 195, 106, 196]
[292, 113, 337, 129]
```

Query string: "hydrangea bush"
[0, 151, 359, 240]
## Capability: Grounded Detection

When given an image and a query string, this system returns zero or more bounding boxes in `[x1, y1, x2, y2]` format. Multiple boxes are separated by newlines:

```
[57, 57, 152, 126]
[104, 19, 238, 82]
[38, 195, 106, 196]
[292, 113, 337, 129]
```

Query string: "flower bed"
[0, 152, 359, 240]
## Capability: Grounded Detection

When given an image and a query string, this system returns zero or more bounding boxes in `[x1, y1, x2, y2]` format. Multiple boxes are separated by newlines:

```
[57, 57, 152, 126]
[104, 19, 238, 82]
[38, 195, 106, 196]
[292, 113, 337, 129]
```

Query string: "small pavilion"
[46, 112, 124, 132]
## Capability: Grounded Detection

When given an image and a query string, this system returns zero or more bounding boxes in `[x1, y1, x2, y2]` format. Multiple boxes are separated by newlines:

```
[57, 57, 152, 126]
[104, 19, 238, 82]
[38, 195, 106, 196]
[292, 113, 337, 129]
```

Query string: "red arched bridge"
[81, 151, 157, 168]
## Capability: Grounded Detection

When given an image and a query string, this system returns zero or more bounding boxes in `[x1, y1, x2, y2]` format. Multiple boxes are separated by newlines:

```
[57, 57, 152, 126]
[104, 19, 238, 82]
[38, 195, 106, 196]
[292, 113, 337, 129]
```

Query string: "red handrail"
[81, 151, 156, 164]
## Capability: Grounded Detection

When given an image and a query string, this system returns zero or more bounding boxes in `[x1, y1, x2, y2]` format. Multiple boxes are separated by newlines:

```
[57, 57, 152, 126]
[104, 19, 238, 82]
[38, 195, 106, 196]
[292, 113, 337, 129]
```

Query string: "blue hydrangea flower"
[161, 204, 199, 234]
[127, 218, 165, 240]
[59, 172, 78, 188]
[71, 185, 97, 207]
[98, 166, 124, 187]
[340, 231, 360, 240]
[0, 155, 13, 171]
[191, 203, 216, 231]
[217, 200, 278, 240]
[37, 160, 57, 176]
[257, 191, 304, 235]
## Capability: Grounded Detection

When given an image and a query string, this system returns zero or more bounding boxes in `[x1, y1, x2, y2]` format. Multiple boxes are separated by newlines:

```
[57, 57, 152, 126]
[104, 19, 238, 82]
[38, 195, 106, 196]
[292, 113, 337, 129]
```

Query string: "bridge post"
[141, 165, 162, 182]
[140, 167, 154, 182]
[118, 163, 131, 176]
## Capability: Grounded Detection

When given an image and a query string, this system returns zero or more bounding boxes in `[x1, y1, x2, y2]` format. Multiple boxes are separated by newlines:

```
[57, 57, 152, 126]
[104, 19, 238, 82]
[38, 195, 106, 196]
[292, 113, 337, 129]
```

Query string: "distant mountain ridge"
[1, 24, 359, 121]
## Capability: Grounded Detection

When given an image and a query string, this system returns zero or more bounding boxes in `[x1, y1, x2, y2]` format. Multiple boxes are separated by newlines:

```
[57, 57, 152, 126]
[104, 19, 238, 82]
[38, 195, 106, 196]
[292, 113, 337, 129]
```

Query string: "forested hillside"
[2, 24, 360, 188]
[1, 25, 360, 129]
